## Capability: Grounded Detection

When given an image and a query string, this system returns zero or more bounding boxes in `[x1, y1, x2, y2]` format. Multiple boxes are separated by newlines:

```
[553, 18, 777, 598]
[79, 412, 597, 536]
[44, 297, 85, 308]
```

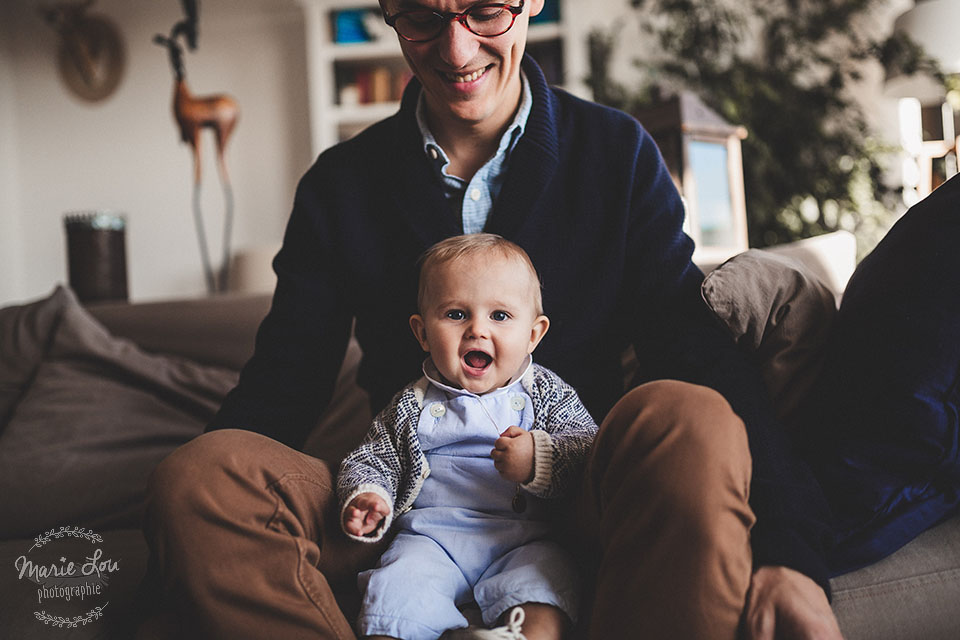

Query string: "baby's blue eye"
[491, 310, 509, 322]
[446, 310, 465, 320]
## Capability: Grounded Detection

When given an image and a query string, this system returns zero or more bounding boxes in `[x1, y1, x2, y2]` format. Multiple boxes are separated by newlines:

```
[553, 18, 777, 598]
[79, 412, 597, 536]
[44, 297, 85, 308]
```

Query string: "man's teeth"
[447, 68, 486, 83]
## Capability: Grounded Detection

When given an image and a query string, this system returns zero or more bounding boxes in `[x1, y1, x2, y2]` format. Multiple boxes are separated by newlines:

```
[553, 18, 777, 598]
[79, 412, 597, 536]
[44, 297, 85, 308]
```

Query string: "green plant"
[588, 0, 945, 253]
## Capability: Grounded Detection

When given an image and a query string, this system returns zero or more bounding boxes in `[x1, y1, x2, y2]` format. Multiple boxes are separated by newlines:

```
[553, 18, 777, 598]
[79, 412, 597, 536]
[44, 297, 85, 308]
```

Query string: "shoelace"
[490, 607, 527, 640]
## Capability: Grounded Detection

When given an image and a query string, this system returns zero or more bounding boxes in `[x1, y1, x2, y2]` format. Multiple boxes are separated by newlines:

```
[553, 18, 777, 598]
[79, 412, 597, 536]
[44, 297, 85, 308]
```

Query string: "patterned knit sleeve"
[336, 394, 408, 542]
[523, 367, 599, 499]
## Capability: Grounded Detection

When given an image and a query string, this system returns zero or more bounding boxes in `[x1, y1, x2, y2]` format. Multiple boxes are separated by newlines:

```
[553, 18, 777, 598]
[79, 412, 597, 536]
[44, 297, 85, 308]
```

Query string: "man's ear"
[527, 315, 550, 353]
[409, 314, 430, 352]
[528, 0, 545, 18]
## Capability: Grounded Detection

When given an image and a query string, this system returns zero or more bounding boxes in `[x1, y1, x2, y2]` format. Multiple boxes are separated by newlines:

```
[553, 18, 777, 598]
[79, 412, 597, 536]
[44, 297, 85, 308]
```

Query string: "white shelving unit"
[295, 0, 587, 157]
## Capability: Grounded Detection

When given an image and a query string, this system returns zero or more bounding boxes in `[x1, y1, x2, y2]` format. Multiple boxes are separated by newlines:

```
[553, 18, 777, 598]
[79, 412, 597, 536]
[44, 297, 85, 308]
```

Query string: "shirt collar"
[421, 355, 533, 398]
[416, 70, 532, 167]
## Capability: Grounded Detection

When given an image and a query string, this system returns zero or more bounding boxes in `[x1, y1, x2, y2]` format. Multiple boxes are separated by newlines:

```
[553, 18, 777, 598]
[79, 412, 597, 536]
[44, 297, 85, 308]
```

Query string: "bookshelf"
[295, 0, 586, 156]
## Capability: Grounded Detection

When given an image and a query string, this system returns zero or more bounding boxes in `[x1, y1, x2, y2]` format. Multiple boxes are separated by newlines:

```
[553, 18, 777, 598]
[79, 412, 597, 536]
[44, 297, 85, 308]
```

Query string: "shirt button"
[428, 148, 439, 160]
[469, 188, 482, 201]
[510, 396, 526, 411]
[429, 403, 446, 418]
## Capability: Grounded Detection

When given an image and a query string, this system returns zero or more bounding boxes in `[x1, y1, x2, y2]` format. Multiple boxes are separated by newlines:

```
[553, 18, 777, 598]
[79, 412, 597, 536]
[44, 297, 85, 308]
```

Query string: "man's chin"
[424, 84, 499, 125]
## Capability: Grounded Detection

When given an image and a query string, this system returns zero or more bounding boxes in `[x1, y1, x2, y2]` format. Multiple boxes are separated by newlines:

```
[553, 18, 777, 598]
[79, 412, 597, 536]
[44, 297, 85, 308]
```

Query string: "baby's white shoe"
[440, 607, 527, 640]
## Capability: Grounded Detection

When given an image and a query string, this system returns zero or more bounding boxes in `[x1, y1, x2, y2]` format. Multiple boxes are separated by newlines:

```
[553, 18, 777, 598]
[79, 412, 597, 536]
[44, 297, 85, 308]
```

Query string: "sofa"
[1, 230, 958, 639]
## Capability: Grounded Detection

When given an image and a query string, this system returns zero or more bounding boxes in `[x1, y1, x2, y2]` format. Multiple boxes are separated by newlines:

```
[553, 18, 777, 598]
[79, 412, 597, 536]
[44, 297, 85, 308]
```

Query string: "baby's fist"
[343, 492, 390, 537]
[491, 426, 535, 483]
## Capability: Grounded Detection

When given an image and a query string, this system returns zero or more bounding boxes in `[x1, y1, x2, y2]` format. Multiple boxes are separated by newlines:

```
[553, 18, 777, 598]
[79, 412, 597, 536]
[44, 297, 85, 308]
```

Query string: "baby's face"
[410, 253, 549, 394]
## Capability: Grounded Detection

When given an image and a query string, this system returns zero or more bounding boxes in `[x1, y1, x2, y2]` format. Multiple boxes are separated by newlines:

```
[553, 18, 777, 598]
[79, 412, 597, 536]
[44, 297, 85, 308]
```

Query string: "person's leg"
[577, 380, 755, 640]
[356, 531, 472, 640]
[138, 429, 388, 640]
[474, 539, 578, 633]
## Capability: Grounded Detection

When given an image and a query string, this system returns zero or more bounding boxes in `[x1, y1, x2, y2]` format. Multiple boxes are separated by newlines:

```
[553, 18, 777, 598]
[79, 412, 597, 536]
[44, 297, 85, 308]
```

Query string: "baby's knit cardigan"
[337, 363, 598, 542]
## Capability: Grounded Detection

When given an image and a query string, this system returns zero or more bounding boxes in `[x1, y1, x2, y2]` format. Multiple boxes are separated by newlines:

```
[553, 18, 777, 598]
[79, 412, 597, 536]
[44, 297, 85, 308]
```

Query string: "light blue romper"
[356, 376, 580, 640]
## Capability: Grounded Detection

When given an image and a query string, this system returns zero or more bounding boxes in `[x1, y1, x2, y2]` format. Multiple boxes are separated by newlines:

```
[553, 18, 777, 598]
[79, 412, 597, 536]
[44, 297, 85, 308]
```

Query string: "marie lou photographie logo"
[12, 525, 119, 629]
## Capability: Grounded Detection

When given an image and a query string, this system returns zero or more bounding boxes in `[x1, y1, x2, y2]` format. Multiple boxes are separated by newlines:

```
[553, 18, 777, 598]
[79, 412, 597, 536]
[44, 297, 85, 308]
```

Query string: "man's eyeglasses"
[383, 0, 525, 43]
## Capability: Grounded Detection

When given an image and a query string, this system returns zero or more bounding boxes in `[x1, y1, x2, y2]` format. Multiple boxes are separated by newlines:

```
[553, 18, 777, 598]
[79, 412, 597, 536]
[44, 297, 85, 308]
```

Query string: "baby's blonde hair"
[417, 234, 544, 315]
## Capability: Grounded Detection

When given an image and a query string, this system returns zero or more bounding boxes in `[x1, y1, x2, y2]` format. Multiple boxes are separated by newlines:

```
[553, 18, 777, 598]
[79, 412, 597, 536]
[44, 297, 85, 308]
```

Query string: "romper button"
[510, 396, 525, 411]
[430, 403, 446, 418]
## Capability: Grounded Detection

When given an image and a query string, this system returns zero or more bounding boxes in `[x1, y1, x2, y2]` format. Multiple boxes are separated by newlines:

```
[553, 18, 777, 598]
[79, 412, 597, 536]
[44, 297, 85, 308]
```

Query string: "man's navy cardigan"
[209, 56, 834, 593]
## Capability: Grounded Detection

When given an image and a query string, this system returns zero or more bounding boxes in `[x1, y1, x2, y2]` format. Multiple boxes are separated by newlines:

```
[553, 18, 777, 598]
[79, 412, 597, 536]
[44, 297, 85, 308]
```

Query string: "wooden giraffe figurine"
[154, 34, 238, 185]
[154, 30, 239, 292]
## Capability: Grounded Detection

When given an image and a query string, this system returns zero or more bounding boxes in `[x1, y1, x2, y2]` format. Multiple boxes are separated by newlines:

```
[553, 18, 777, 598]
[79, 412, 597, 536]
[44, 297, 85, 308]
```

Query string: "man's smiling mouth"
[443, 65, 490, 83]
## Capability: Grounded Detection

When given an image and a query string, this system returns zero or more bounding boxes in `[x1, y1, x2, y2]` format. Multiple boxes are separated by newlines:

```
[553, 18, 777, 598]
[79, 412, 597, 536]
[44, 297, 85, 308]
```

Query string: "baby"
[337, 233, 598, 640]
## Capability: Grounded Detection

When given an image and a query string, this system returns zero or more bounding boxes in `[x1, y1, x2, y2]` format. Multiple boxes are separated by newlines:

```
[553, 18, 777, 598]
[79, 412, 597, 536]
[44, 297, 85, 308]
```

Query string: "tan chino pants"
[138, 380, 754, 640]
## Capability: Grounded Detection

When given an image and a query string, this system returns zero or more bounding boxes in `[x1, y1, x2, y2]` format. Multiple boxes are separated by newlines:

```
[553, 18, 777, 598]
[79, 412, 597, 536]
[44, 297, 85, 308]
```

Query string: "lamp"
[893, 0, 960, 74]
[634, 92, 749, 266]
[889, 0, 959, 201]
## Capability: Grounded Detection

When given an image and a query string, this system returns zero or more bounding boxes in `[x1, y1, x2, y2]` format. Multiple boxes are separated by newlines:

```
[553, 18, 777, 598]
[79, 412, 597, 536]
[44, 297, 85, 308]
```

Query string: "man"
[141, 1, 843, 638]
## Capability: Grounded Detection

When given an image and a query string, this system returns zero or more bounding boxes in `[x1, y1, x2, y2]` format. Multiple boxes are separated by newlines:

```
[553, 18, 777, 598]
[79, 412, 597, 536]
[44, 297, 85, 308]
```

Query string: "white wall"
[0, 13, 25, 304]
[0, 0, 311, 305]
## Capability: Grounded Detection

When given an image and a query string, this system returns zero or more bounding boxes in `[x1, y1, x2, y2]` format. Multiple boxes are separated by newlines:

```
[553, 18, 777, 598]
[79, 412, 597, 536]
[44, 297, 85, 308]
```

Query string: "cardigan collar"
[388, 54, 562, 249]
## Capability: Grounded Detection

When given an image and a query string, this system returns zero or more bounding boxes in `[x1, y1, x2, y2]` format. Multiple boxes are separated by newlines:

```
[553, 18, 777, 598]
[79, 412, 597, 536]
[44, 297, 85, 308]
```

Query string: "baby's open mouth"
[463, 350, 492, 370]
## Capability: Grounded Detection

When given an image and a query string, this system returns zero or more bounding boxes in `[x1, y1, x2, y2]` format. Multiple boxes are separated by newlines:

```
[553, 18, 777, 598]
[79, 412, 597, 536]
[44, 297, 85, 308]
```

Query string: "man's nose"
[436, 18, 480, 69]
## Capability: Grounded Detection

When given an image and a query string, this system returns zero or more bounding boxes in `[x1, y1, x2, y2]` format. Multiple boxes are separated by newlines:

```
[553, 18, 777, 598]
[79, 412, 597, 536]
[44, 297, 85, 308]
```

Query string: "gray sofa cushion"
[831, 515, 960, 640]
[88, 293, 271, 371]
[0, 287, 238, 538]
[701, 248, 837, 433]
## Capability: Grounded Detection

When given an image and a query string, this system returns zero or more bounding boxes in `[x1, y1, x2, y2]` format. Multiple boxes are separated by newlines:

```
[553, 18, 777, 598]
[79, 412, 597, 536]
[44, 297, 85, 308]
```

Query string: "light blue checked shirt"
[416, 71, 533, 234]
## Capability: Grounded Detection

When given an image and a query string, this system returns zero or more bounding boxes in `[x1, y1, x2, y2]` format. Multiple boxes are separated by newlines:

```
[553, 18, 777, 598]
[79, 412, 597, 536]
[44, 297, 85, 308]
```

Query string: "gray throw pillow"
[701, 249, 837, 432]
[0, 287, 237, 539]
[0, 286, 72, 430]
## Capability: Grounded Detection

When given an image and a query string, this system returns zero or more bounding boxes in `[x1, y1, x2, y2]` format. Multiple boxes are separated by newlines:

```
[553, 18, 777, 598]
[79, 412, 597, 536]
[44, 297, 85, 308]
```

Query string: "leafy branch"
[589, 0, 947, 254]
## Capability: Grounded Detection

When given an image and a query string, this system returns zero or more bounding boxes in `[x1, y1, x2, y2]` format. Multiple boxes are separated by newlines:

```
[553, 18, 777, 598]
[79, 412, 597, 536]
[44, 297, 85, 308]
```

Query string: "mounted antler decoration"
[40, 0, 126, 102]
[154, 0, 239, 293]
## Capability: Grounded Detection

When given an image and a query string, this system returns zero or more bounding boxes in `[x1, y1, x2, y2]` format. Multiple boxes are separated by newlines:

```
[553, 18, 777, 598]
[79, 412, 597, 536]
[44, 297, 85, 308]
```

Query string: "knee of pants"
[148, 430, 237, 508]
[592, 380, 753, 513]
[145, 429, 320, 528]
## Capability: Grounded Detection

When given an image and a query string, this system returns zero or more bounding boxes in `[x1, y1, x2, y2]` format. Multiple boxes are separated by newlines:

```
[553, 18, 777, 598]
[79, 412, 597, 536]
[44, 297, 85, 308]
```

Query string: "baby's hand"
[491, 426, 535, 483]
[343, 492, 390, 536]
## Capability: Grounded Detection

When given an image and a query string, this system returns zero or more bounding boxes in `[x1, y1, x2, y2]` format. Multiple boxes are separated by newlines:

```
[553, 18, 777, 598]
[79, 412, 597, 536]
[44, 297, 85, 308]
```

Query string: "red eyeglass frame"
[382, 0, 526, 42]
